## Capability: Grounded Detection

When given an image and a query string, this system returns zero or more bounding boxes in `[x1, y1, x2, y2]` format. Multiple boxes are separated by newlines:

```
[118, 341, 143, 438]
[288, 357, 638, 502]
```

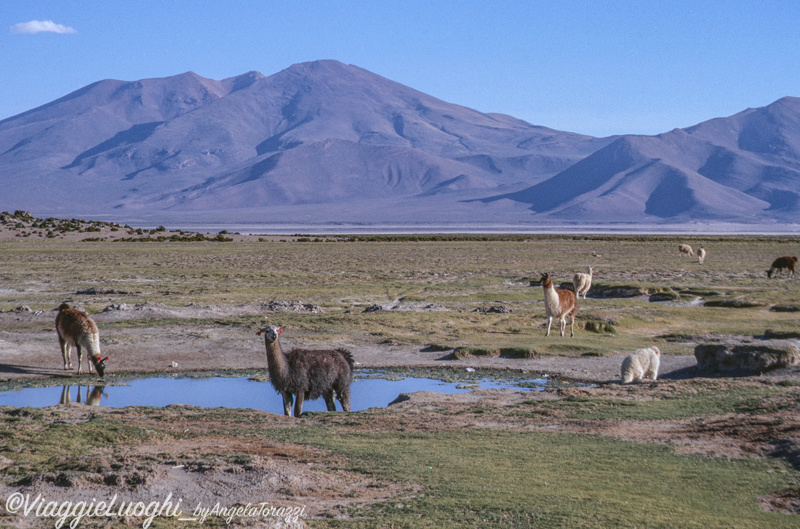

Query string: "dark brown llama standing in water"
[55, 303, 109, 376]
[257, 324, 354, 417]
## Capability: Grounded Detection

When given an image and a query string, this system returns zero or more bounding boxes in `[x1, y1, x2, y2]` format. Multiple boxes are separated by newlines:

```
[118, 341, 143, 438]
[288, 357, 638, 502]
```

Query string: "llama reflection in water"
[59, 385, 107, 406]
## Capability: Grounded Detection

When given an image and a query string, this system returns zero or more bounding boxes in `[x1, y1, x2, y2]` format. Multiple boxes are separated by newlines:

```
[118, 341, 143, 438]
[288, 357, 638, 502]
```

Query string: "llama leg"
[545, 316, 553, 336]
[569, 313, 575, 337]
[294, 392, 305, 417]
[60, 338, 71, 370]
[76, 344, 83, 375]
[337, 388, 351, 412]
[323, 390, 336, 411]
[559, 316, 566, 337]
[281, 392, 293, 416]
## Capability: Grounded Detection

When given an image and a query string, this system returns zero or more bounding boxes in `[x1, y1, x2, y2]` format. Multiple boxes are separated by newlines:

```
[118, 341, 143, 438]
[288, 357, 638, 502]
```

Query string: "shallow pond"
[0, 370, 556, 413]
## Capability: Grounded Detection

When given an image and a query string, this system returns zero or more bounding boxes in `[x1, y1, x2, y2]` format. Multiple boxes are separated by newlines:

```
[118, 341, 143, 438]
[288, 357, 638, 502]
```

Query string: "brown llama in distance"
[541, 273, 577, 337]
[55, 303, 108, 376]
[257, 324, 354, 417]
[767, 256, 797, 278]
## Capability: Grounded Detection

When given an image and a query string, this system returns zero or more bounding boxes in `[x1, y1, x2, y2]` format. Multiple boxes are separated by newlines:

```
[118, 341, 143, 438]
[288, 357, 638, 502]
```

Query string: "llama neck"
[543, 282, 556, 300]
[265, 339, 290, 382]
[84, 335, 102, 358]
[543, 282, 561, 313]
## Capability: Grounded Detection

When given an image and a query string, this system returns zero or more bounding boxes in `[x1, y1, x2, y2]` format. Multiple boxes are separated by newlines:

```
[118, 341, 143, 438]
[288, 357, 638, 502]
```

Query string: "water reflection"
[59, 385, 107, 406]
[0, 372, 554, 413]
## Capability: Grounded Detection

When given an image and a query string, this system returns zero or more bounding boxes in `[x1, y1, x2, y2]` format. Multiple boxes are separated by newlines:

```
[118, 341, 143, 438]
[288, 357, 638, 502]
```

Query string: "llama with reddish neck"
[541, 273, 577, 337]
[257, 324, 354, 417]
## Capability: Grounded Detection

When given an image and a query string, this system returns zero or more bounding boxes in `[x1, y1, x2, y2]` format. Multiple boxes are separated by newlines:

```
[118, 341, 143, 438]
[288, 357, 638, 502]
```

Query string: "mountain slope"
[0, 60, 607, 220]
[480, 97, 800, 224]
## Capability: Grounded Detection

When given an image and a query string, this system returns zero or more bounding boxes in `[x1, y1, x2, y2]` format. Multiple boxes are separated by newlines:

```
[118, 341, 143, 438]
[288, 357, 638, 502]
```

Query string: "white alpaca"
[621, 346, 661, 384]
[697, 247, 706, 265]
[541, 273, 577, 337]
[678, 244, 694, 257]
[572, 266, 593, 299]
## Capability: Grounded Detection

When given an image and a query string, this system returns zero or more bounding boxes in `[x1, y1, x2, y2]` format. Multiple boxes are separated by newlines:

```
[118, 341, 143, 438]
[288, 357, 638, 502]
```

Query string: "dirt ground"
[0, 302, 703, 383]
[1, 305, 799, 527]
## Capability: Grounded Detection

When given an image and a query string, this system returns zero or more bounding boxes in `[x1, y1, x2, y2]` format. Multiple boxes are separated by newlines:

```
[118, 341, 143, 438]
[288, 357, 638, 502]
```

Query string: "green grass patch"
[452, 346, 501, 359]
[453, 346, 539, 359]
[270, 426, 798, 528]
[515, 381, 796, 421]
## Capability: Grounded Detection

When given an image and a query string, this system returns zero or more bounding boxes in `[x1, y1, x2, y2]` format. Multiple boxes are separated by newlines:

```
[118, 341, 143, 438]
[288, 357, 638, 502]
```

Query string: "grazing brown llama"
[541, 273, 577, 337]
[257, 324, 354, 417]
[55, 304, 108, 376]
[678, 244, 694, 257]
[767, 256, 797, 278]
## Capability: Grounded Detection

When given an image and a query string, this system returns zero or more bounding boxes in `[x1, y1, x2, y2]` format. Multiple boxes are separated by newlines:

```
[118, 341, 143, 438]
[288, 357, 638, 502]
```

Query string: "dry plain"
[0, 217, 799, 528]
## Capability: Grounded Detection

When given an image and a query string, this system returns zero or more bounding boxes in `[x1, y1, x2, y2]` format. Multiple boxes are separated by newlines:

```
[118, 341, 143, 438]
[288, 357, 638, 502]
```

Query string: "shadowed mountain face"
[1, 60, 799, 228]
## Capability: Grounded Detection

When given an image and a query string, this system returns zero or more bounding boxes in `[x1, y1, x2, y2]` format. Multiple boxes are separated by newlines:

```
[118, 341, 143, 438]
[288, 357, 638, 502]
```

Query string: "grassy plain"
[1, 233, 799, 527]
[2, 234, 800, 356]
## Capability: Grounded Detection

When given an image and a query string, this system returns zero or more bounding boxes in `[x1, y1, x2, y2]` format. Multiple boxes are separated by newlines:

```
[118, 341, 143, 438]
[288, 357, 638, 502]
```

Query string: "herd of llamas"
[52, 242, 797, 415]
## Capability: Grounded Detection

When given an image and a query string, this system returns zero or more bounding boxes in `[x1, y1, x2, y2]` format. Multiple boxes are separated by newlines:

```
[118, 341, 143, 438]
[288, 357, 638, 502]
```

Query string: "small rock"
[389, 394, 412, 405]
[473, 305, 511, 314]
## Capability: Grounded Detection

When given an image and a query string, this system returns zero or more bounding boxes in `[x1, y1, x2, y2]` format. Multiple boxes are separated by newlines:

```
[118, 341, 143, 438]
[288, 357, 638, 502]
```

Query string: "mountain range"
[1, 60, 799, 230]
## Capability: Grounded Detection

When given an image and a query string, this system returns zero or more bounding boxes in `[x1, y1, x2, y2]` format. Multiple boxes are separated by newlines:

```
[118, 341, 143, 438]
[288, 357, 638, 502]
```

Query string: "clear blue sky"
[2, 0, 799, 137]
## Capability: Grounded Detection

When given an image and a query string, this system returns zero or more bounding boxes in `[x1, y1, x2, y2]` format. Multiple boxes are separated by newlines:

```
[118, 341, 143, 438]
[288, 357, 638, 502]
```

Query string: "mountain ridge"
[1, 60, 798, 229]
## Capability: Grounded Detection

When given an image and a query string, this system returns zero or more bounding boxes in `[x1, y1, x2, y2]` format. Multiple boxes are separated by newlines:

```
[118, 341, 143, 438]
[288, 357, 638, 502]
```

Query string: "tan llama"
[55, 303, 108, 376]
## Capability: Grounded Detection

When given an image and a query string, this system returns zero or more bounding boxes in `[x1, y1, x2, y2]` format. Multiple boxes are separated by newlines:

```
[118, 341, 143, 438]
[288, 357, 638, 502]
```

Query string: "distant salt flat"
[128, 222, 800, 236]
